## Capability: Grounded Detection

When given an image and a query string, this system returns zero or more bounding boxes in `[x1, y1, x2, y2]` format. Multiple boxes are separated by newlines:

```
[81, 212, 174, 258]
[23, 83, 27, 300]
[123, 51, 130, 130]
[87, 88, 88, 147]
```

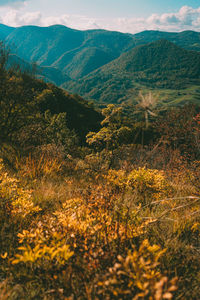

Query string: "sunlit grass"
[0, 152, 199, 299]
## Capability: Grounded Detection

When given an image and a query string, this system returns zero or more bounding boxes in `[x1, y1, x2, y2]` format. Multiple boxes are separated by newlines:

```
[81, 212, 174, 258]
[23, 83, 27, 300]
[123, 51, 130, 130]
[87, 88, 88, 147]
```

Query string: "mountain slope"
[0, 24, 15, 40]
[64, 39, 200, 103]
[1, 24, 200, 90]
[8, 53, 70, 86]
[5, 25, 85, 66]
[5, 25, 135, 78]
[132, 30, 200, 51]
[4, 62, 102, 141]
[54, 47, 115, 79]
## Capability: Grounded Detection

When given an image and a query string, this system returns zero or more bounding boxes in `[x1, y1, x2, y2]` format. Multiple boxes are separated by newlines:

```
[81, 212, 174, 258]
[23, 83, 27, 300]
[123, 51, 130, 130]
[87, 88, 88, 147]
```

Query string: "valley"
[1, 24, 200, 106]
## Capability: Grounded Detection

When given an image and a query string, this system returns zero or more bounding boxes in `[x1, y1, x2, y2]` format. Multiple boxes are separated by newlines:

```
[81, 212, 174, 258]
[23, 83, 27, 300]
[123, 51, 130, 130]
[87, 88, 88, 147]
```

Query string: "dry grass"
[0, 151, 199, 299]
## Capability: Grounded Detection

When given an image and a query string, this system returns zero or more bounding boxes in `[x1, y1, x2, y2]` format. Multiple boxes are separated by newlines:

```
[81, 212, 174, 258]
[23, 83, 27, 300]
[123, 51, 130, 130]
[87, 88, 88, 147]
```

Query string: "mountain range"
[65, 39, 200, 103]
[1, 23, 200, 104]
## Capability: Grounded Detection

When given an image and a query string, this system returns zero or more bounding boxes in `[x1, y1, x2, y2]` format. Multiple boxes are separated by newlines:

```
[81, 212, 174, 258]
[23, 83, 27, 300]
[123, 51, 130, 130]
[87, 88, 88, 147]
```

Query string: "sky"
[0, 0, 200, 33]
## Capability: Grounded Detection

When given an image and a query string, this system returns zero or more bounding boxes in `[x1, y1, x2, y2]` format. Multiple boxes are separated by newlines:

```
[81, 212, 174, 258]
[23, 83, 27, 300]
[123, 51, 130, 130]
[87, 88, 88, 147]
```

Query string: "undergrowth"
[0, 150, 199, 299]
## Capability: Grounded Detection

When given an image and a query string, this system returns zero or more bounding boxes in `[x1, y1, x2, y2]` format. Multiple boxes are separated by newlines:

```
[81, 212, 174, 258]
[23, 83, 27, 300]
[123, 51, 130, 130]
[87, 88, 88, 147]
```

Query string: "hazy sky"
[0, 0, 200, 33]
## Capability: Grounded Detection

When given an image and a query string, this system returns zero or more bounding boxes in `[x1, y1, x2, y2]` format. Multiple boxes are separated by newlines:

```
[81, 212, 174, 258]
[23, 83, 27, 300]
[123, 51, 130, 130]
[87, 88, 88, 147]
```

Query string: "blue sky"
[0, 0, 200, 33]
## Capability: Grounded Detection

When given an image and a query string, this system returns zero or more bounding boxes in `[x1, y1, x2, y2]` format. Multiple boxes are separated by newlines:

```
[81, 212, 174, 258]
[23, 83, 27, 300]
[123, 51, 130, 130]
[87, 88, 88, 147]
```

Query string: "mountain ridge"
[1, 23, 200, 105]
[1, 23, 200, 84]
[63, 39, 200, 103]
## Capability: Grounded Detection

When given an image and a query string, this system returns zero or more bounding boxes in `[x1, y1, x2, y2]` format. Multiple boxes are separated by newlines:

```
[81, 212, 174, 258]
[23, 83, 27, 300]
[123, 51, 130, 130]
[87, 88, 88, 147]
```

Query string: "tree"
[0, 43, 39, 155]
[86, 104, 132, 151]
[154, 104, 199, 159]
[193, 113, 200, 155]
[132, 91, 159, 147]
[0, 42, 78, 159]
[136, 91, 158, 129]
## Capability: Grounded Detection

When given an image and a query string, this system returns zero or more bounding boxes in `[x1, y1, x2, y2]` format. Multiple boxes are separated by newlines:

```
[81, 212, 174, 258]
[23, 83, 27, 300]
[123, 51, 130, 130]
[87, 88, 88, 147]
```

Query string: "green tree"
[0, 43, 38, 158]
[86, 104, 132, 151]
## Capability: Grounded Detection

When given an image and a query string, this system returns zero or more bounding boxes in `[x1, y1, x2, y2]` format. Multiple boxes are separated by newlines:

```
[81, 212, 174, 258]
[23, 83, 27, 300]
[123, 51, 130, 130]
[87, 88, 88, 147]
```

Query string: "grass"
[0, 148, 199, 299]
[122, 83, 200, 108]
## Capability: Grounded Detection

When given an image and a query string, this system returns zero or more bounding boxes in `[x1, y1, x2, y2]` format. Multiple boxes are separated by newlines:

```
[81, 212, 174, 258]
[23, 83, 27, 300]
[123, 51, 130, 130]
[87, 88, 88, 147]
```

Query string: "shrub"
[106, 167, 168, 205]
[98, 239, 177, 299]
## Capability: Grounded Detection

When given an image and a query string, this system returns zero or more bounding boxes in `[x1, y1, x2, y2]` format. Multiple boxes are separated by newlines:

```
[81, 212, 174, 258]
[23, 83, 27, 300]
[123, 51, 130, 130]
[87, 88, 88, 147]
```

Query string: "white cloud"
[40, 14, 101, 30]
[0, 5, 200, 33]
[146, 6, 200, 31]
[0, 9, 41, 26]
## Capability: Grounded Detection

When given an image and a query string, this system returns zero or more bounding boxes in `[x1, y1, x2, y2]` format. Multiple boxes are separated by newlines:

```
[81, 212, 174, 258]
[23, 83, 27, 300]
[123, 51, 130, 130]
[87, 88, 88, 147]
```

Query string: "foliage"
[154, 104, 200, 159]
[0, 38, 200, 300]
[0, 158, 41, 262]
[106, 167, 168, 205]
[65, 39, 200, 104]
[0, 148, 200, 299]
[127, 167, 167, 203]
[12, 229, 73, 267]
[15, 153, 63, 180]
[86, 104, 132, 150]
[98, 240, 177, 299]
[0, 60, 36, 146]
[0, 159, 41, 221]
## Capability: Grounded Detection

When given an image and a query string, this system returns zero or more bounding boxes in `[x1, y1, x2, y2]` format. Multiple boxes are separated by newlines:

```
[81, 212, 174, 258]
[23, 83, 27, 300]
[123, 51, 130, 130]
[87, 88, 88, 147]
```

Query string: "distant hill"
[1, 24, 200, 84]
[4, 25, 135, 79]
[63, 39, 200, 103]
[0, 24, 15, 40]
[5, 25, 85, 66]
[53, 47, 116, 79]
[132, 30, 200, 51]
[1, 24, 200, 105]
[8, 54, 70, 86]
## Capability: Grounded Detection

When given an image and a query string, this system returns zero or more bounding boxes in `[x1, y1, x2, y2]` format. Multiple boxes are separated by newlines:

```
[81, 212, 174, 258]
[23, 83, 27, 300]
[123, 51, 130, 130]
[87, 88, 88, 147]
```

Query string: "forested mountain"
[1, 23, 200, 84]
[1, 23, 200, 105]
[8, 53, 71, 86]
[4, 24, 135, 79]
[0, 50, 102, 149]
[53, 46, 116, 79]
[0, 25, 200, 300]
[64, 39, 200, 103]
[0, 24, 15, 40]
[132, 30, 200, 51]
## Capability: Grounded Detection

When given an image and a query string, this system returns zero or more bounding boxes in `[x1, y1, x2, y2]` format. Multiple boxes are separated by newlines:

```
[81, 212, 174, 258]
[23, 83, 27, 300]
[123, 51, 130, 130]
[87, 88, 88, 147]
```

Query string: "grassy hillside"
[64, 39, 200, 104]
[0, 102, 199, 299]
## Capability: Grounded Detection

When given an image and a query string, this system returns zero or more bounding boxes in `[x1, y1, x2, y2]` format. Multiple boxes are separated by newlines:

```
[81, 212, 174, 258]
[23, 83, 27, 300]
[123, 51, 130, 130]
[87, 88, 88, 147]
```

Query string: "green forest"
[64, 39, 200, 104]
[0, 42, 200, 299]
